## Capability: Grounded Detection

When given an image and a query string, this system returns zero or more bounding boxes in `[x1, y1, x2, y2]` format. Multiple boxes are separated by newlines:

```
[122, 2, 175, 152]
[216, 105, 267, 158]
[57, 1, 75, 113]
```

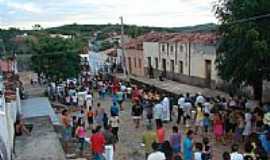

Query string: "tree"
[215, 0, 270, 101]
[99, 41, 114, 51]
[32, 24, 42, 31]
[29, 33, 83, 82]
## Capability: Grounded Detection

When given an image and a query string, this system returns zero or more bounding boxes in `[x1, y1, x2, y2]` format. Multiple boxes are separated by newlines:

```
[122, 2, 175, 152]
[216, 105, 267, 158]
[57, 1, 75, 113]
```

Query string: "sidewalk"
[115, 73, 228, 97]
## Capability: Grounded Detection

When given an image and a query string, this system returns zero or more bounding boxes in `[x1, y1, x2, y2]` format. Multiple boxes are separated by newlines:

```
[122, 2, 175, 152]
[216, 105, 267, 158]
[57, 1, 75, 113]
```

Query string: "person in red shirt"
[90, 126, 105, 160]
[156, 119, 165, 144]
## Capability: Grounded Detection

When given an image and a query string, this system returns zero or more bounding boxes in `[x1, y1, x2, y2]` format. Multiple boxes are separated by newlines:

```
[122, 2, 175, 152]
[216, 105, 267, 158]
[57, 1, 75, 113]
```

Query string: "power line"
[227, 13, 270, 25]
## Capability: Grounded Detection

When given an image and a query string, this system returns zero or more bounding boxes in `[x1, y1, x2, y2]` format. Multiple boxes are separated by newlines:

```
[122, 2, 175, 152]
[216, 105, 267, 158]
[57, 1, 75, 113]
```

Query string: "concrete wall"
[126, 49, 144, 77]
[0, 88, 21, 160]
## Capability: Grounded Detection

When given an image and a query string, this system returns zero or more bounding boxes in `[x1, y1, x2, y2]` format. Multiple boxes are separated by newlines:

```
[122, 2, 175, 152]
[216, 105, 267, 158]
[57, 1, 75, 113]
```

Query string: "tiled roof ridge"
[123, 32, 217, 49]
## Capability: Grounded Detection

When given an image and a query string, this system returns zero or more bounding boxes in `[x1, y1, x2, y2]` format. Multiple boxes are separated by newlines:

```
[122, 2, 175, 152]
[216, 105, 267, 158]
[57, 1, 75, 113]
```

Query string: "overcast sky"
[0, 0, 218, 29]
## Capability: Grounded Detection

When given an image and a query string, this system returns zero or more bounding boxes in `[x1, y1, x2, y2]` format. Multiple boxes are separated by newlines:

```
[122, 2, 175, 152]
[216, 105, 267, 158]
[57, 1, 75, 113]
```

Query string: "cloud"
[7, 1, 42, 14]
[0, 0, 217, 29]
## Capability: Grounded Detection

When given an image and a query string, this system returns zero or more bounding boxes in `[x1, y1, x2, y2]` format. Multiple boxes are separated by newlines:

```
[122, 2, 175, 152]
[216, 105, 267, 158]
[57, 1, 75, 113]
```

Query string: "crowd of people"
[48, 71, 270, 160]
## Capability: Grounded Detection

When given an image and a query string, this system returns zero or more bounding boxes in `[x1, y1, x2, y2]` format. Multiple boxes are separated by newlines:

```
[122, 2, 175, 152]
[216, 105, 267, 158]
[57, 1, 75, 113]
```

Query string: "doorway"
[147, 57, 151, 68]
[162, 59, 166, 73]
[205, 60, 212, 87]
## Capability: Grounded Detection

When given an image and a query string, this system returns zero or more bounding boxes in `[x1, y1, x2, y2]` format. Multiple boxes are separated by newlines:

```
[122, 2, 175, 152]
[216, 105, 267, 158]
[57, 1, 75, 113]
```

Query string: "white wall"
[143, 42, 159, 68]
[189, 44, 218, 80]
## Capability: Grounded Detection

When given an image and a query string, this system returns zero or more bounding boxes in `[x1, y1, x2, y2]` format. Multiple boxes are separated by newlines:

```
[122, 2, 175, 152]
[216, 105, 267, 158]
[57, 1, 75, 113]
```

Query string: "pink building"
[123, 33, 163, 77]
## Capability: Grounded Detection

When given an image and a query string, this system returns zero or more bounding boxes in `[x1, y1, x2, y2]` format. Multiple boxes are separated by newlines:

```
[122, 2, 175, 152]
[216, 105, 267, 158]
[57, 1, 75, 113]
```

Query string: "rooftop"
[123, 32, 217, 50]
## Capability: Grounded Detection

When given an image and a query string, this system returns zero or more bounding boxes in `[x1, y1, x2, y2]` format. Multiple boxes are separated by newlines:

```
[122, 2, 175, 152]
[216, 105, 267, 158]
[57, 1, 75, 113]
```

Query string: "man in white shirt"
[161, 96, 170, 122]
[147, 142, 166, 160]
[153, 102, 163, 123]
[195, 92, 205, 106]
[183, 100, 192, 126]
[230, 144, 244, 160]
[85, 92, 93, 108]
[177, 94, 185, 124]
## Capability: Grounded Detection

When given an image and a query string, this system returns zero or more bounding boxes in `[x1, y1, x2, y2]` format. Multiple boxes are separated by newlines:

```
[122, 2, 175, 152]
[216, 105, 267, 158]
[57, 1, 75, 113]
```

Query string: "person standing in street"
[154, 101, 163, 126]
[147, 142, 166, 160]
[131, 100, 143, 128]
[169, 126, 182, 157]
[156, 119, 165, 145]
[142, 125, 157, 159]
[177, 94, 185, 124]
[61, 109, 72, 153]
[75, 119, 86, 154]
[90, 126, 106, 160]
[109, 112, 120, 142]
[183, 130, 194, 160]
[103, 125, 116, 160]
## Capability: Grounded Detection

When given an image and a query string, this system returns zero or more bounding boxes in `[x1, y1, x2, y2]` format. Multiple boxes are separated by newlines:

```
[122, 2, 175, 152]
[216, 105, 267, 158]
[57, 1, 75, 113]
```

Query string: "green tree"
[99, 41, 113, 51]
[29, 33, 82, 82]
[215, 0, 270, 101]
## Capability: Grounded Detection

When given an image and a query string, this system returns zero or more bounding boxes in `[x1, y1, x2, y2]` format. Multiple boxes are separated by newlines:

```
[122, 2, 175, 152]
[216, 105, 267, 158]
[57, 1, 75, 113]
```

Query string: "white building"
[143, 32, 221, 88]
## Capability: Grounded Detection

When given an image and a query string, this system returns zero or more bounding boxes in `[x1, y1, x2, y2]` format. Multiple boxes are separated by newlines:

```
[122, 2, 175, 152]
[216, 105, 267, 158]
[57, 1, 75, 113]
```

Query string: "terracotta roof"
[123, 32, 217, 50]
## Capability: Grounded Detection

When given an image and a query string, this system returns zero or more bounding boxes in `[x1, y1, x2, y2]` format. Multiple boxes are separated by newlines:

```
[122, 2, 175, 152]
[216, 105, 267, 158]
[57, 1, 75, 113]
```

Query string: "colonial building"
[123, 33, 162, 77]
[143, 32, 220, 88]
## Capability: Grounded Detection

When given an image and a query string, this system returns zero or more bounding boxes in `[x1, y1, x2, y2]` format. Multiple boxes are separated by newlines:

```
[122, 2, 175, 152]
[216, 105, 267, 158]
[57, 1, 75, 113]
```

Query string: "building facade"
[125, 49, 144, 76]
[143, 33, 221, 88]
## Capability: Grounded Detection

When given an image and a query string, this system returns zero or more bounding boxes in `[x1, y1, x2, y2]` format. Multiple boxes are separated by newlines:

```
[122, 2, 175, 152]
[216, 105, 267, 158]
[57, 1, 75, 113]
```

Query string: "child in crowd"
[109, 113, 120, 142]
[169, 126, 182, 157]
[195, 104, 204, 135]
[75, 119, 86, 153]
[202, 137, 212, 160]
[194, 142, 203, 160]
[86, 106, 94, 129]
[203, 113, 210, 137]
[213, 113, 225, 144]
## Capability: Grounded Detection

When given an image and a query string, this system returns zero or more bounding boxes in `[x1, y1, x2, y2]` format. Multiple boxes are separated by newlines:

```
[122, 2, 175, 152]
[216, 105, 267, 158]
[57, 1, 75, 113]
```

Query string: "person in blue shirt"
[110, 102, 120, 116]
[259, 131, 270, 155]
[183, 130, 194, 160]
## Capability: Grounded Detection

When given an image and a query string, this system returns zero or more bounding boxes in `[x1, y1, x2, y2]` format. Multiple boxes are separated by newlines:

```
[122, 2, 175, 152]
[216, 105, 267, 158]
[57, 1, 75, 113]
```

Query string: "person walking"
[103, 126, 115, 160]
[169, 126, 182, 157]
[142, 125, 157, 159]
[109, 114, 120, 142]
[213, 113, 225, 144]
[177, 95, 185, 124]
[90, 126, 106, 160]
[183, 130, 194, 160]
[75, 119, 86, 154]
[147, 142, 166, 160]
[61, 109, 71, 153]
[131, 100, 143, 128]
[156, 119, 165, 145]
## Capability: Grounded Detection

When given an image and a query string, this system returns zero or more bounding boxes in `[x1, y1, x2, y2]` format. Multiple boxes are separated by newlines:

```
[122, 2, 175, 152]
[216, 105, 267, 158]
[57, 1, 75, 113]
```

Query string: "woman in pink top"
[156, 119, 165, 144]
[76, 118, 86, 152]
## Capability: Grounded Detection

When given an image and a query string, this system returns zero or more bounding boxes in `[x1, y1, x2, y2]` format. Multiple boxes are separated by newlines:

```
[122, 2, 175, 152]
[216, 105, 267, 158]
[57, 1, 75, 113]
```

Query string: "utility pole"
[120, 16, 127, 78]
